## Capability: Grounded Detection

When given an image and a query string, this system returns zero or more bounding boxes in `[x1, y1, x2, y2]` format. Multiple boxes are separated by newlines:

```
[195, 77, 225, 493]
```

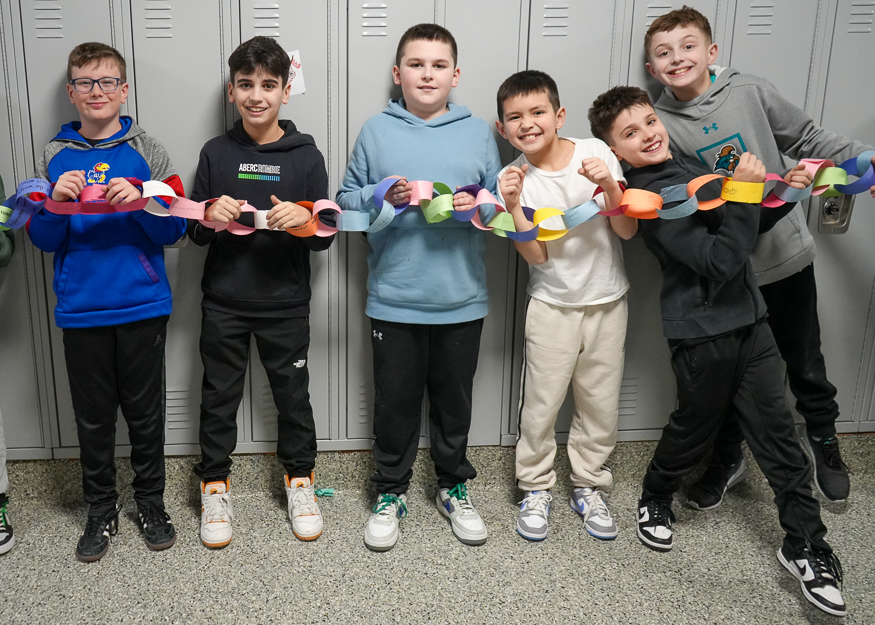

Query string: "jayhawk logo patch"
[87, 162, 110, 184]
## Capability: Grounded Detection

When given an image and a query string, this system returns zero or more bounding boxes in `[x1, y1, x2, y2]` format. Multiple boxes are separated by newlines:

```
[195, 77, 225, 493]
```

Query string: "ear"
[282, 81, 291, 105]
[118, 82, 129, 105]
[495, 119, 509, 140]
[645, 61, 657, 79]
[392, 65, 402, 86]
[707, 43, 719, 64]
[609, 144, 623, 163]
[66, 83, 76, 105]
[451, 66, 460, 88]
[555, 106, 567, 130]
[227, 82, 235, 103]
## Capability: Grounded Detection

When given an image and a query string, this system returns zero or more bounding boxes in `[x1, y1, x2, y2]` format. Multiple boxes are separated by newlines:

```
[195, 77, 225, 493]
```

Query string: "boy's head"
[227, 36, 291, 135]
[644, 6, 717, 101]
[589, 86, 670, 169]
[392, 24, 459, 121]
[66, 42, 128, 130]
[495, 70, 565, 156]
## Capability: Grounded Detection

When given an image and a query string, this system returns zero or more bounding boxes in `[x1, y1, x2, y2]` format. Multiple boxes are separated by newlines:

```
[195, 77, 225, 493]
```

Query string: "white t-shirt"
[497, 137, 629, 307]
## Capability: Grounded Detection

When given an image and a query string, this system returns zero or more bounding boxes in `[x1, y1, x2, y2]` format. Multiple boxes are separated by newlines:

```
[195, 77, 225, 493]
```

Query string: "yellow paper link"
[531, 207, 569, 241]
[720, 180, 765, 204]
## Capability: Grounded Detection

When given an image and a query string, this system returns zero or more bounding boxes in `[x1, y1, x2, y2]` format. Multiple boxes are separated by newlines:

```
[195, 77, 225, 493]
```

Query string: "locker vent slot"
[33, 0, 63, 40]
[362, 3, 388, 37]
[746, 2, 774, 35]
[358, 383, 369, 424]
[166, 389, 192, 430]
[848, 0, 874, 34]
[252, 1, 281, 38]
[618, 377, 638, 417]
[645, 3, 674, 28]
[144, 0, 172, 39]
[542, 3, 569, 37]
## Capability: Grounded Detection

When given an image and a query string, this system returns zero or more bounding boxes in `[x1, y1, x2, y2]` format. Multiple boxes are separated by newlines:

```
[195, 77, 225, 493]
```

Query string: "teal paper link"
[315, 488, 335, 497]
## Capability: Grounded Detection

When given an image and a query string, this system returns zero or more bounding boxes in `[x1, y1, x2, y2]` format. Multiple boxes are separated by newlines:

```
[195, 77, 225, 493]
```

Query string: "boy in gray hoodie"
[644, 5, 875, 506]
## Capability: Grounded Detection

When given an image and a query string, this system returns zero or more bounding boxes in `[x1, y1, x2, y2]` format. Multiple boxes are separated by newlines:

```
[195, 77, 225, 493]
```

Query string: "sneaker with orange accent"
[200, 479, 233, 548]
[285, 473, 323, 541]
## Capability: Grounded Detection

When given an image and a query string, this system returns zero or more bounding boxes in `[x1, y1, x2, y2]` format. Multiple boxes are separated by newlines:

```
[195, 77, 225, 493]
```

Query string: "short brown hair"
[644, 6, 712, 59]
[496, 70, 560, 121]
[588, 86, 652, 144]
[395, 23, 458, 67]
[67, 42, 127, 82]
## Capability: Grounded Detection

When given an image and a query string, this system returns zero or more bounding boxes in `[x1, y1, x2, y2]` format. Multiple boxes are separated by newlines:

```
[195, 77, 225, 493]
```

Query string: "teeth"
[670, 67, 690, 75]
[644, 142, 661, 153]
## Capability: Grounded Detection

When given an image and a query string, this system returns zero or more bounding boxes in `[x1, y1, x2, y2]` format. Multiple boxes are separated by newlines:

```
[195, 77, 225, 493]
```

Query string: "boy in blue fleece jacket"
[28, 43, 186, 562]
[336, 23, 501, 551]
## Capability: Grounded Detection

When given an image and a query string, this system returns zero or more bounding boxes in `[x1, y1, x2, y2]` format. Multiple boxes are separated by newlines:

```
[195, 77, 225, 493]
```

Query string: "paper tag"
[287, 50, 306, 96]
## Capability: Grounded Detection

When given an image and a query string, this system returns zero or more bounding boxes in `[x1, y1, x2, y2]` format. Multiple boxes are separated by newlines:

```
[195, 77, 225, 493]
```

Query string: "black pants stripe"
[370, 318, 483, 494]
[63, 316, 168, 517]
[642, 320, 829, 556]
[195, 309, 316, 482]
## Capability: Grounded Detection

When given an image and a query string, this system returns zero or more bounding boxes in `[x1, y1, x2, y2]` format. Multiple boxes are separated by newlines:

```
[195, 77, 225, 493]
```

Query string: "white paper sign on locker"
[287, 50, 306, 96]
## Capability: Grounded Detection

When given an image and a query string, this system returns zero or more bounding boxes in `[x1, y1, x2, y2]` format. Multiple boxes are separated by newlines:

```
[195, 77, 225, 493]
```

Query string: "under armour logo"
[703, 123, 718, 134]
[294, 359, 306, 368]
[372, 330, 383, 340]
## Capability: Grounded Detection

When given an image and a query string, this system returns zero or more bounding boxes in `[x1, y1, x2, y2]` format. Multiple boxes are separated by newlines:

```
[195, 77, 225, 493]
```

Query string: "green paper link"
[314, 488, 335, 497]
[421, 194, 455, 223]
[813, 167, 848, 187]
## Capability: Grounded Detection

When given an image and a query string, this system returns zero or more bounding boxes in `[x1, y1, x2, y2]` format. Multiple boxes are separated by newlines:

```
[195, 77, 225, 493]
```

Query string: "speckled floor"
[1, 436, 872, 624]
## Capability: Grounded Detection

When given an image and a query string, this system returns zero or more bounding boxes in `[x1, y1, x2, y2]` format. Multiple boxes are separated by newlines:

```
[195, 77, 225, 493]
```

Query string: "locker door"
[810, 0, 875, 432]
[727, 0, 819, 108]
[628, 0, 718, 97]
[238, 0, 334, 443]
[344, 0, 436, 442]
[128, 0, 231, 448]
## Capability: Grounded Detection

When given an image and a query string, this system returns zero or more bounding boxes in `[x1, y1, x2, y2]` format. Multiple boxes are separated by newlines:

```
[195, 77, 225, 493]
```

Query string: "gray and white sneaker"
[517, 490, 552, 541]
[364, 493, 407, 552]
[570, 487, 618, 540]
[436, 483, 487, 545]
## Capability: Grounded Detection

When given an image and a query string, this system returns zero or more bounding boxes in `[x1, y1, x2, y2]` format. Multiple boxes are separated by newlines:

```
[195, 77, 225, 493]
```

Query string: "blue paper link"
[372, 177, 406, 211]
[336, 211, 371, 232]
[366, 201, 396, 233]
[658, 196, 699, 220]
[0, 178, 53, 230]
[835, 152, 875, 195]
[561, 199, 601, 229]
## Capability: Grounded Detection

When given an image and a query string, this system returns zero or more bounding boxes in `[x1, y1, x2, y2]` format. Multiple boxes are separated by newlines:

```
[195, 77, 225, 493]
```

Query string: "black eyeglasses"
[69, 77, 123, 93]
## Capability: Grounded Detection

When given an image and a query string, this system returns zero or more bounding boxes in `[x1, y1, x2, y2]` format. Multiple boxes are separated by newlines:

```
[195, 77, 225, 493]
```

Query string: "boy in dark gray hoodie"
[644, 6, 875, 506]
[589, 86, 846, 618]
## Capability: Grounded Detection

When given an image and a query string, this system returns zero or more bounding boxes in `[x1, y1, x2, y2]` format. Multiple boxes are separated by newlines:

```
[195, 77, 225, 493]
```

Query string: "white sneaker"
[285, 473, 323, 541]
[363, 493, 408, 551]
[200, 479, 233, 548]
[570, 487, 618, 540]
[436, 483, 487, 546]
[517, 490, 552, 541]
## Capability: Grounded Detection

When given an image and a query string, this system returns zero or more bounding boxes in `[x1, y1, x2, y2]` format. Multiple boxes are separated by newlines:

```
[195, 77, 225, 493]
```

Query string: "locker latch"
[818, 194, 855, 234]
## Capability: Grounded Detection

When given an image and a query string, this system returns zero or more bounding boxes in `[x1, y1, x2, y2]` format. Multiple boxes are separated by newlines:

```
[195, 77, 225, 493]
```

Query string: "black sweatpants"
[641, 319, 829, 556]
[63, 316, 168, 518]
[713, 263, 839, 455]
[370, 318, 483, 494]
[195, 309, 316, 482]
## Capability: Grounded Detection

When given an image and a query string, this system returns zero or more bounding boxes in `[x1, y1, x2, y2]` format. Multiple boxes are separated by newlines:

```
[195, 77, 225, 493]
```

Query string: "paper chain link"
[3, 150, 873, 239]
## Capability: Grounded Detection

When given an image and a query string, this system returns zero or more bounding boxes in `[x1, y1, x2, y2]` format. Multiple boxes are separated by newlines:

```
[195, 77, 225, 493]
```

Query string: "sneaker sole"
[777, 549, 847, 617]
[76, 543, 109, 563]
[436, 498, 487, 546]
[799, 432, 848, 504]
[0, 535, 14, 555]
[569, 499, 618, 541]
[636, 525, 672, 552]
[145, 534, 177, 551]
[201, 535, 232, 549]
[516, 523, 547, 542]
[293, 528, 323, 542]
[363, 529, 398, 552]
[687, 458, 749, 511]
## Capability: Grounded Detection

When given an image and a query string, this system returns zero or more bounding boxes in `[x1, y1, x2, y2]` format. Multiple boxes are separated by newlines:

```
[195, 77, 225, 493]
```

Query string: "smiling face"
[646, 25, 718, 101]
[67, 59, 128, 136]
[496, 90, 565, 159]
[228, 68, 290, 138]
[607, 104, 671, 169]
[392, 39, 460, 121]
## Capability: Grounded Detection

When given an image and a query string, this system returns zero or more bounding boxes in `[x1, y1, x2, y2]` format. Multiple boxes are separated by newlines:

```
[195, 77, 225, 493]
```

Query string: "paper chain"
[3, 150, 873, 240]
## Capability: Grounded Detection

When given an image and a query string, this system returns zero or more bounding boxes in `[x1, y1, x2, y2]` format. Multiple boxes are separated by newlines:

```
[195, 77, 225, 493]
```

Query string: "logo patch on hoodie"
[87, 162, 110, 184]
[238, 162, 281, 182]
[694, 133, 748, 175]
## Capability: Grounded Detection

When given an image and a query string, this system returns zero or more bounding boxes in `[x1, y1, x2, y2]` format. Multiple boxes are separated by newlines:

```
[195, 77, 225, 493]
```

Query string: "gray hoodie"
[655, 67, 873, 285]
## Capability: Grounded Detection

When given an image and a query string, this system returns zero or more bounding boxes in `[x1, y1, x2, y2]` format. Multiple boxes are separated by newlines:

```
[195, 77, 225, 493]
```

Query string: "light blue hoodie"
[337, 99, 502, 324]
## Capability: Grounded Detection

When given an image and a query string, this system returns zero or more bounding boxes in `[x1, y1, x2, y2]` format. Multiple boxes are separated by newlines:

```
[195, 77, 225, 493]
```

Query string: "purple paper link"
[2, 195, 40, 230]
[455, 184, 482, 197]
[521, 206, 536, 222]
[452, 207, 477, 222]
[372, 177, 409, 212]
[835, 158, 875, 195]
[505, 227, 540, 242]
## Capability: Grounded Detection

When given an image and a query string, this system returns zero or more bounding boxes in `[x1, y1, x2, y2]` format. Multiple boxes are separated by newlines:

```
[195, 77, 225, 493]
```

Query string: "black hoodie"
[187, 119, 333, 317]
[626, 157, 792, 340]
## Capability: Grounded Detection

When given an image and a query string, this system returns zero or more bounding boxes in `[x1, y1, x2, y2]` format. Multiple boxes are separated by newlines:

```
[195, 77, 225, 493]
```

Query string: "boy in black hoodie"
[187, 36, 334, 548]
[589, 86, 846, 618]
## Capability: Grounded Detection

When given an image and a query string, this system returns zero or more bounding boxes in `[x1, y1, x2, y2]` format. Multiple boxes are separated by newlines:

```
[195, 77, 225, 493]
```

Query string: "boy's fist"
[106, 177, 142, 205]
[732, 153, 766, 184]
[51, 170, 86, 202]
[578, 157, 619, 192]
[499, 164, 528, 210]
[385, 176, 412, 207]
[267, 194, 312, 230]
[783, 163, 814, 189]
[204, 195, 244, 224]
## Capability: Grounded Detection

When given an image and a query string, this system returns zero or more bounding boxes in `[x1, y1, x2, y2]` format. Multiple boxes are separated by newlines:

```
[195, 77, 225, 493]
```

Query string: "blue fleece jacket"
[336, 100, 502, 324]
[28, 117, 186, 328]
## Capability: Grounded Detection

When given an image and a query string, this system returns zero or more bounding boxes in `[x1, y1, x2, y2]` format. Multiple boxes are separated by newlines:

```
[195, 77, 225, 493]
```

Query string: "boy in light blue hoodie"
[337, 23, 501, 551]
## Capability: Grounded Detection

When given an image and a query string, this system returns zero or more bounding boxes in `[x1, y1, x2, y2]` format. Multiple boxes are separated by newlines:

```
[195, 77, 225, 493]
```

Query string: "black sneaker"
[76, 504, 120, 563]
[777, 546, 846, 617]
[687, 455, 748, 510]
[0, 494, 14, 555]
[800, 429, 850, 502]
[138, 503, 177, 551]
[636, 499, 675, 552]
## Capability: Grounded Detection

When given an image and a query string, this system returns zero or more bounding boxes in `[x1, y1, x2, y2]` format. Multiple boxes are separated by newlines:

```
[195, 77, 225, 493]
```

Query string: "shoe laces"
[291, 483, 319, 516]
[447, 483, 477, 517]
[819, 438, 851, 474]
[807, 548, 844, 588]
[519, 491, 552, 517]
[647, 501, 675, 527]
[0, 502, 8, 531]
[581, 489, 610, 522]
[83, 510, 115, 537]
[139, 503, 171, 530]
[203, 490, 233, 523]
[372, 494, 407, 519]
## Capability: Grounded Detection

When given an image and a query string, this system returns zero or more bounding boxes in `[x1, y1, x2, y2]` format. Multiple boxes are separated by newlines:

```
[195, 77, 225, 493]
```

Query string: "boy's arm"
[28, 148, 73, 253]
[336, 129, 380, 212]
[301, 149, 334, 252]
[498, 165, 548, 265]
[580, 149, 637, 240]
[187, 147, 218, 246]
[480, 128, 503, 195]
[0, 178, 11, 267]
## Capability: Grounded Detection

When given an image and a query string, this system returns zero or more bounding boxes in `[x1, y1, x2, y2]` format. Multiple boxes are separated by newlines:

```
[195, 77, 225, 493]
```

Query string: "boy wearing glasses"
[28, 42, 186, 562]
